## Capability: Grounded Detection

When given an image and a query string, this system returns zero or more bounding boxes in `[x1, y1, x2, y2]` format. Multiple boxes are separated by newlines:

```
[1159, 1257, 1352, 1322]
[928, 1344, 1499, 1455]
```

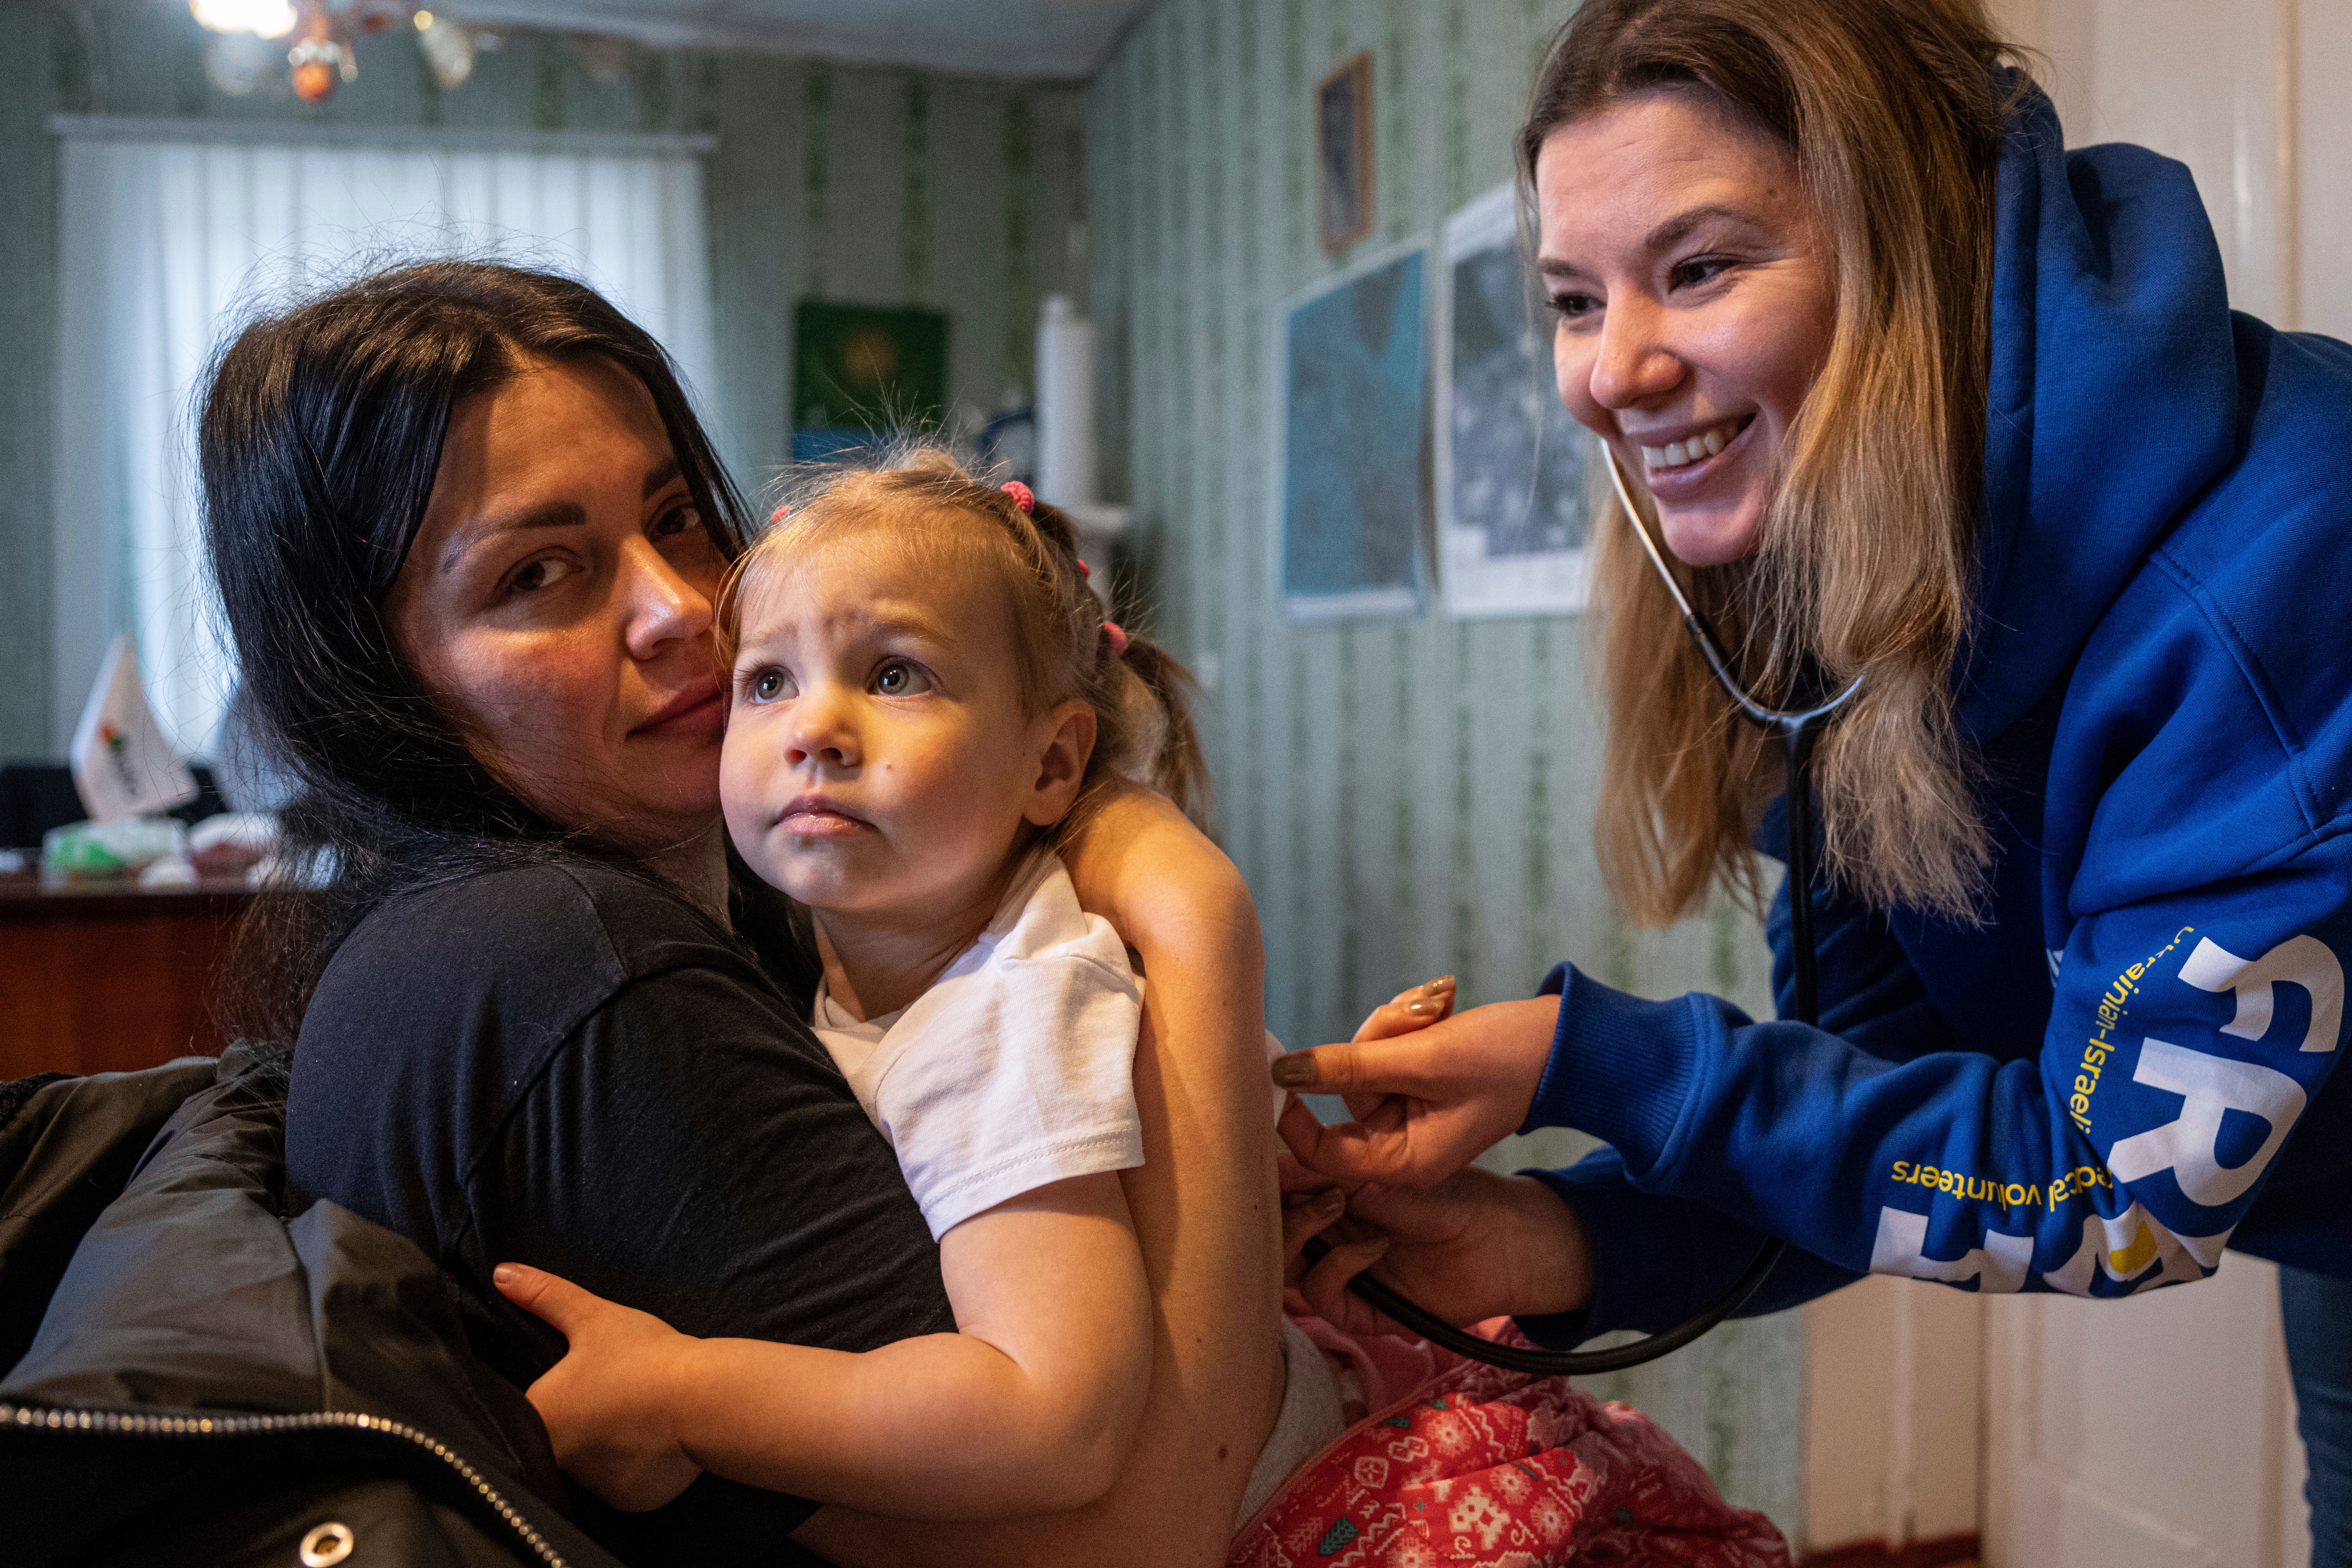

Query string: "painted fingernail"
[1271, 1053, 1317, 1088]
[1313, 1189, 1345, 1216]
[1406, 1000, 1440, 1016]
[1422, 975, 1457, 994]
[494, 1263, 520, 1286]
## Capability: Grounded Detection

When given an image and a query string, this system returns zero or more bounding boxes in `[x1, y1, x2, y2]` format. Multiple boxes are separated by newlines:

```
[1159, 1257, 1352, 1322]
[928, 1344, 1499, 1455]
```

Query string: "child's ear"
[1024, 701, 1099, 827]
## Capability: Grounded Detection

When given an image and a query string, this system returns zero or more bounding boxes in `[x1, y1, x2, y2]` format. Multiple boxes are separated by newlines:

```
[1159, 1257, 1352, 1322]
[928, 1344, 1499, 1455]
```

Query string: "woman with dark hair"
[1275, 0, 2352, 1555]
[198, 260, 1285, 1568]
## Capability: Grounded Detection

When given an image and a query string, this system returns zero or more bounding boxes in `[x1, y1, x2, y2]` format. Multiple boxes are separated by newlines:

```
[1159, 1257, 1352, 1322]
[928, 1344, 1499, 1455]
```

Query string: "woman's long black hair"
[202, 260, 792, 1044]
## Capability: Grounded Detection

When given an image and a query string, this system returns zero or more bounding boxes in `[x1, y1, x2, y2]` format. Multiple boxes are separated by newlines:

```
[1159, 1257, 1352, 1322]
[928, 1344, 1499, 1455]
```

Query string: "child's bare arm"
[497, 1170, 1151, 1520]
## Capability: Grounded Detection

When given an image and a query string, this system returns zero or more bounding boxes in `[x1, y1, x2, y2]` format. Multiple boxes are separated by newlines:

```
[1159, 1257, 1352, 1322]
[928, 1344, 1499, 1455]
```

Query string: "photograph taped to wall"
[1273, 238, 1429, 620]
[1437, 180, 1591, 617]
[1316, 52, 1374, 255]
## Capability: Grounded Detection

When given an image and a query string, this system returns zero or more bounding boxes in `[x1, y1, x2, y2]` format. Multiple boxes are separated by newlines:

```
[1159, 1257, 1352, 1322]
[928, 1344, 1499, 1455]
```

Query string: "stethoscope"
[1297, 445, 1863, 1375]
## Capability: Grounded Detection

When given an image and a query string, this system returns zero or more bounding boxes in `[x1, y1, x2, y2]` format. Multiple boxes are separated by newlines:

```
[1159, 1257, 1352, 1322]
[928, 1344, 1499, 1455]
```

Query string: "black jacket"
[0, 1047, 625, 1568]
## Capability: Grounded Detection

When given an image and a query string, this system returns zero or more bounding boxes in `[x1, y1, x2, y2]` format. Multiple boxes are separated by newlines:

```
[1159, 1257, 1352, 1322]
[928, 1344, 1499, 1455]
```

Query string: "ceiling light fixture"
[190, 0, 298, 40]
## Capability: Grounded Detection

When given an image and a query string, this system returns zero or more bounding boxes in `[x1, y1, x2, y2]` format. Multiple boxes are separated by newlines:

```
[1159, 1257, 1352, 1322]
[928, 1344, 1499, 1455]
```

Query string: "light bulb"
[413, 9, 433, 28]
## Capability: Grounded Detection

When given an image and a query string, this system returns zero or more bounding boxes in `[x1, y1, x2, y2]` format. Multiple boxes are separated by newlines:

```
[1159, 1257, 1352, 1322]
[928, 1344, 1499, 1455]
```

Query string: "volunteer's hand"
[1270, 993, 1561, 1187]
[1276, 974, 1464, 1292]
[495, 1262, 703, 1513]
[1286, 1160, 1595, 1335]
[1278, 1155, 1348, 1292]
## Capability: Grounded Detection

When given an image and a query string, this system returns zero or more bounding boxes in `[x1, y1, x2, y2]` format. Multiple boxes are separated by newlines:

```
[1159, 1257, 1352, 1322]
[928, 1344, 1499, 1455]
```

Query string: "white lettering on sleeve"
[1869, 1206, 2034, 1293]
[2042, 1201, 2231, 1297]
[2104, 1037, 2306, 1207]
[2179, 935, 2344, 1054]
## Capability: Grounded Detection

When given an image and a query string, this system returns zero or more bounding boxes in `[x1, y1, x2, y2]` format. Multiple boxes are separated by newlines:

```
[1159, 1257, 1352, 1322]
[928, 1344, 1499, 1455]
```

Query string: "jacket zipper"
[2, 1400, 569, 1567]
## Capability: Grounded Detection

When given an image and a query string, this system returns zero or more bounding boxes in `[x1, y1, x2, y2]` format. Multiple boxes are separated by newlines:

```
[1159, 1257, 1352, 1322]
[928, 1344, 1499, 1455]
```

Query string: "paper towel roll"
[1035, 294, 1096, 508]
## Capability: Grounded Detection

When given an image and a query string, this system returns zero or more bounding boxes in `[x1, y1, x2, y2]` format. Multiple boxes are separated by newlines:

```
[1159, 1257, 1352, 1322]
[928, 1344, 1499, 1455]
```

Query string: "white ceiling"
[443, 0, 1161, 79]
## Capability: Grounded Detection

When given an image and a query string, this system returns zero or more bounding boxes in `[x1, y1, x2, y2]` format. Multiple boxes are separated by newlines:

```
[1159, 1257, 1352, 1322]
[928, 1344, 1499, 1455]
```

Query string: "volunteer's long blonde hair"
[1522, 0, 2027, 924]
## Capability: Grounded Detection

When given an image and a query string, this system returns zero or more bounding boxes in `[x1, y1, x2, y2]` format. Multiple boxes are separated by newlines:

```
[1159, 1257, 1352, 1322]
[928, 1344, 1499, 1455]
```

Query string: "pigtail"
[1025, 495, 1211, 830]
[1108, 635, 1209, 824]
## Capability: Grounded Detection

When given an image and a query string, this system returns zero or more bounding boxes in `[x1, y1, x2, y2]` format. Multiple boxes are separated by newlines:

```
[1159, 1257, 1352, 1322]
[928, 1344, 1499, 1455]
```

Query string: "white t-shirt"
[810, 850, 1145, 1240]
[813, 852, 1353, 1519]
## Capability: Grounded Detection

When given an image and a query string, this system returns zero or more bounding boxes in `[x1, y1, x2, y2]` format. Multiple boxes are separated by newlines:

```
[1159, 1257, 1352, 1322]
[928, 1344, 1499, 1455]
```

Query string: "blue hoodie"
[1522, 87, 2352, 1341]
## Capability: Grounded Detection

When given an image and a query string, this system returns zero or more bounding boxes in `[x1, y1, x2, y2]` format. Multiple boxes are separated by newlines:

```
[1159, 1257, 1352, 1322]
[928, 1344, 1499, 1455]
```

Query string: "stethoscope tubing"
[1297, 448, 1859, 1377]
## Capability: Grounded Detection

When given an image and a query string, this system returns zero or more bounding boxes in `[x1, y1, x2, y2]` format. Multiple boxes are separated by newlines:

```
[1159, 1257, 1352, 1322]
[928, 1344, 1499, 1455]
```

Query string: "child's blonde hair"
[717, 439, 1209, 841]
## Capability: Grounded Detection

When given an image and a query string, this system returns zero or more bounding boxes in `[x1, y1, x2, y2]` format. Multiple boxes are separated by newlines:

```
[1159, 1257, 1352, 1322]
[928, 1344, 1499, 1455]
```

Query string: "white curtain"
[51, 121, 718, 756]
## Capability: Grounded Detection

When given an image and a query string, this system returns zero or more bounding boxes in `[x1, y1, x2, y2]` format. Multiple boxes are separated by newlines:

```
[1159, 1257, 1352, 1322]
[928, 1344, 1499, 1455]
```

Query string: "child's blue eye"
[873, 660, 932, 696]
[747, 668, 796, 703]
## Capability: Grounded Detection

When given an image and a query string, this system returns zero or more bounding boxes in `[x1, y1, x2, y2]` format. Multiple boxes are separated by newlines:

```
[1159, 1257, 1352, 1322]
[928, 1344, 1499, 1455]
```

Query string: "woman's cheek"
[441, 639, 591, 807]
[1732, 284, 1832, 414]
[479, 629, 600, 724]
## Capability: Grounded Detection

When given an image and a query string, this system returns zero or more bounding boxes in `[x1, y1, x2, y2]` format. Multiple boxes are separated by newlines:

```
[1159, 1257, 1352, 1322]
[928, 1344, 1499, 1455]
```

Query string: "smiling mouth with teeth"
[1639, 416, 1751, 471]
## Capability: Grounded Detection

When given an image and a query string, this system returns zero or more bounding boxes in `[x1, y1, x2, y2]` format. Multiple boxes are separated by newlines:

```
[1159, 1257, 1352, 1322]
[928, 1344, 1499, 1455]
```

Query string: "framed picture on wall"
[1435, 180, 1593, 617]
[791, 300, 949, 460]
[1317, 52, 1374, 255]
[1271, 237, 1430, 620]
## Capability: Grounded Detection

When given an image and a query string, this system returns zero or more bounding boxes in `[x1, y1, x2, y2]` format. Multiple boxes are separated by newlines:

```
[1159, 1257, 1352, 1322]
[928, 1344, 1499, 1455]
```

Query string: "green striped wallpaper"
[0, 0, 1806, 1538]
[1085, 0, 1803, 1534]
[0, 6, 1085, 758]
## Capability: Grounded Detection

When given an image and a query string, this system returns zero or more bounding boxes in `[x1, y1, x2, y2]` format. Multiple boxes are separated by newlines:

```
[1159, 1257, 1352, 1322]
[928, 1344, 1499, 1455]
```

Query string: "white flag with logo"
[70, 634, 197, 823]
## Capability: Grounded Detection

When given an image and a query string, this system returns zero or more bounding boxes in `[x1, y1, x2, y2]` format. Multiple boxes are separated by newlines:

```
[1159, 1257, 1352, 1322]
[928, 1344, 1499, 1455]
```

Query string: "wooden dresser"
[0, 872, 252, 1080]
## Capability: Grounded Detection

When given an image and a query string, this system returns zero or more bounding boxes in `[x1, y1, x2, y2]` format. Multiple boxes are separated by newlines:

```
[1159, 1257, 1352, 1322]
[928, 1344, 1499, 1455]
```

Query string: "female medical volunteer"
[1274, 0, 2352, 1553]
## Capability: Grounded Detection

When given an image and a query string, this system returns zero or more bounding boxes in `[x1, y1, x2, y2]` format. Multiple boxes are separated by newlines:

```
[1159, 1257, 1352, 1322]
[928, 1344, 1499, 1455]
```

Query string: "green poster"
[792, 301, 949, 444]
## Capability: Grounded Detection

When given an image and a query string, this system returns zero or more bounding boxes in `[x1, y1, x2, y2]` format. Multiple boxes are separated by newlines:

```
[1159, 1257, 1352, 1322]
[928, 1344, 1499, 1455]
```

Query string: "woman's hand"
[1270, 985, 1592, 1339]
[1277, 1154, 1349, 1307]
[1289, 983, 1524, 1326]
[1271, 994, 1562, 1188]
[494, 1261, 704, 1513]
[1275, 974, 1462, 1291]
[1284, 1156, 1597, 1335]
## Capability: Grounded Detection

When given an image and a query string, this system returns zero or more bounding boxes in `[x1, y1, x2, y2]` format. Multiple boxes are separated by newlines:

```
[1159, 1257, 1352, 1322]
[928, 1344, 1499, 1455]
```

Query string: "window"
[50, 117, 718, 755]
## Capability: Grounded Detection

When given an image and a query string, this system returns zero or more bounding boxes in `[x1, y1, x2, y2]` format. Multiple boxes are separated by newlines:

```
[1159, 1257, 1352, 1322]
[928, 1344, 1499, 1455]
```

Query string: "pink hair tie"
[1103, 621, 1129, 657]
[1000, 480, 1035, 515]
[1076, 559, 1091, 579]
[768, 504, 791, 523]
